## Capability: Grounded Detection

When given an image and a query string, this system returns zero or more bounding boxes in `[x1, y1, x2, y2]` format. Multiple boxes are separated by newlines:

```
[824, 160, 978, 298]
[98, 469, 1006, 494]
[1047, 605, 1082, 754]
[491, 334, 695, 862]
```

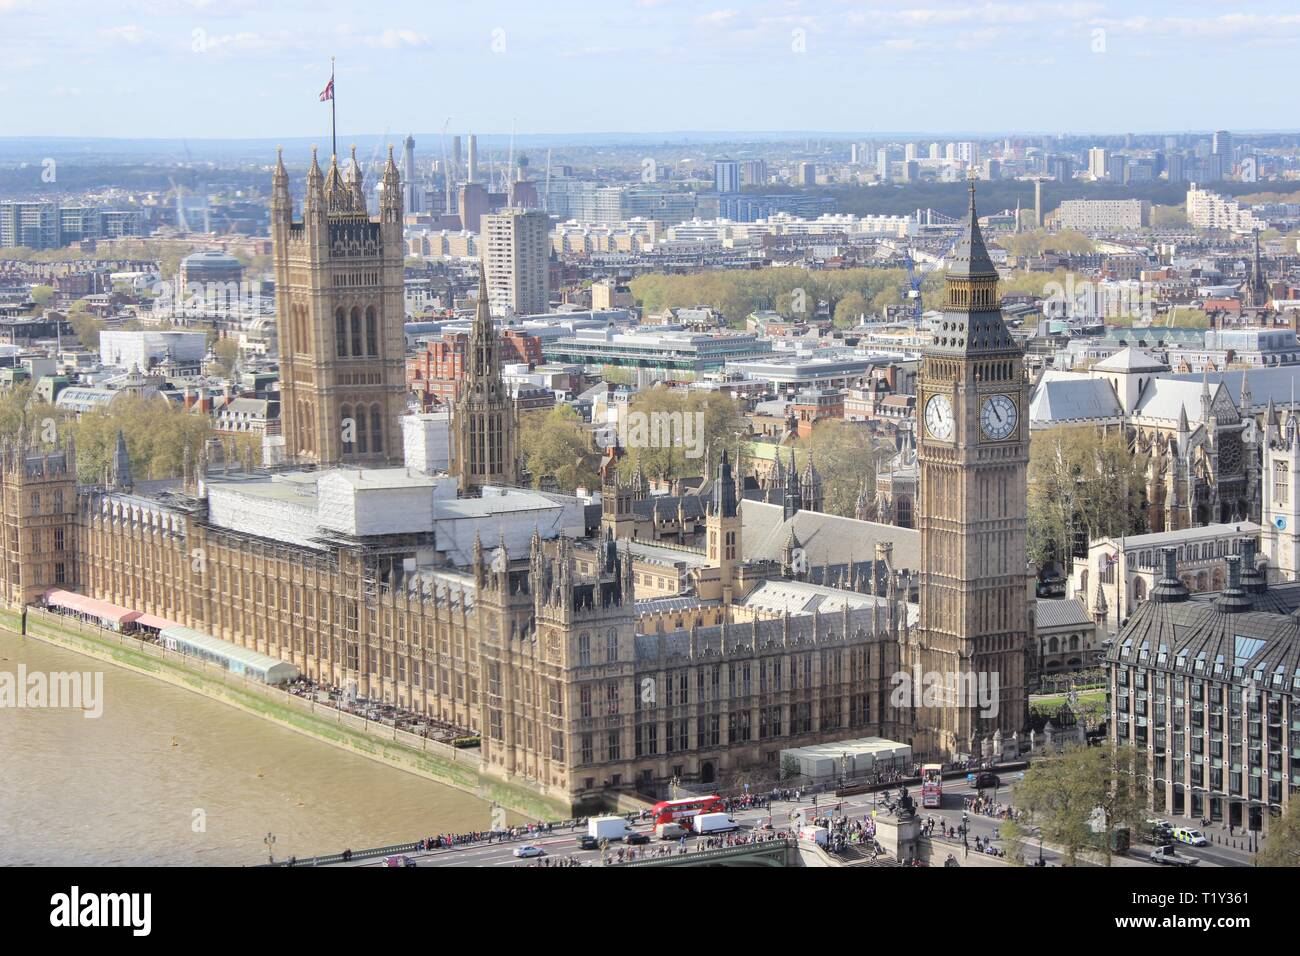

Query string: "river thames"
[0, 629, 504, 865]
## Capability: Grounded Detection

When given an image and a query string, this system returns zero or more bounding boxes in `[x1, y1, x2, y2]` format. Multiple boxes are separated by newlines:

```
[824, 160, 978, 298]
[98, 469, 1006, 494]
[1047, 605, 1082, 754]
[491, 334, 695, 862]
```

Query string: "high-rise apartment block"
[483, 207, 551, 316]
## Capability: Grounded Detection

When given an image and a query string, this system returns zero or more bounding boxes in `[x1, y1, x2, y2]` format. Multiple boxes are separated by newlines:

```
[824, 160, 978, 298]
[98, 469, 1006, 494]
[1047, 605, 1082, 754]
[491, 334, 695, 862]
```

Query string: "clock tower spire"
[913, 179, 1029, 759]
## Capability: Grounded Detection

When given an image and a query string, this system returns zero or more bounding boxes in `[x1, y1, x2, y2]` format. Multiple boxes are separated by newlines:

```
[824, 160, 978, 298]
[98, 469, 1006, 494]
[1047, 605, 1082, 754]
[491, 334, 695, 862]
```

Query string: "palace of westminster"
[0, 151, 1083, 811]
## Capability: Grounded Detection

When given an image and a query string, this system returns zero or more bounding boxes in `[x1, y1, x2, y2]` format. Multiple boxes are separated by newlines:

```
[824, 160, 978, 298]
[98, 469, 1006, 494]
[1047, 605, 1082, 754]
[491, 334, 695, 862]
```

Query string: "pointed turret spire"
[947, 176, 998, 280]
[381, 143, 401, 213]
[347, 143, 366, 212]
[713, 447, 737, 518]
[111, 429, 132, 492]
[324, 150, 347, 207]
[304, 146, 325, 214]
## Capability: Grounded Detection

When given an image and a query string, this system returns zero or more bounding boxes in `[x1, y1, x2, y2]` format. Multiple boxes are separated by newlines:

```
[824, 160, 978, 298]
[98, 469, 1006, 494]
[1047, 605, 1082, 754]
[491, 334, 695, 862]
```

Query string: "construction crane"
[542, 147, 552, 214]
[902, 231, 963, 325]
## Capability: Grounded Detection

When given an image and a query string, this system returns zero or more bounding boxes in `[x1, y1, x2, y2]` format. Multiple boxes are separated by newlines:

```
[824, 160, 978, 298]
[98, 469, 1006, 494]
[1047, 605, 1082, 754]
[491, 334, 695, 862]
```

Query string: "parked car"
[1173, 827, 1208, 847]
[513, 844, 545, 858]
[626, 832, 650, 845]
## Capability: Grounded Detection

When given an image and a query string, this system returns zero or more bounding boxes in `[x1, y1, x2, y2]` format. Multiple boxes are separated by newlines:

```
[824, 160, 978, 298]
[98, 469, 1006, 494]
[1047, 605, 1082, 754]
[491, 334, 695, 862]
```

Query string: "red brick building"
[407, 328, 543, 409]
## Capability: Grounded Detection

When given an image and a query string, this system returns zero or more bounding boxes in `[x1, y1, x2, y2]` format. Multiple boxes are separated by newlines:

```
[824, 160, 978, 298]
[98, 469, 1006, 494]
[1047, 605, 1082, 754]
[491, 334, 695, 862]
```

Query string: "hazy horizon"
[2, 0, 1298, 140]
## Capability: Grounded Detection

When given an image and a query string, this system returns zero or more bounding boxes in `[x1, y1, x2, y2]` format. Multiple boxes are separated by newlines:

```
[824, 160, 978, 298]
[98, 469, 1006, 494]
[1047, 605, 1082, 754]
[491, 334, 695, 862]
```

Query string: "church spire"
[467, 266, 501, 390]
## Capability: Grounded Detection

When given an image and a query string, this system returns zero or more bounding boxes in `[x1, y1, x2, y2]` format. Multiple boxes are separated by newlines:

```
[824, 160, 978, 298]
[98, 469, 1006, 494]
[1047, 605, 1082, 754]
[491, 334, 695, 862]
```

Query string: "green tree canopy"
[1256, 797, 1300, 867]
[794, 419, 883, 518]
[1027, 424, 1148, 570]
[1014, 743, 1148, 866]
[519, 404, 600, 493]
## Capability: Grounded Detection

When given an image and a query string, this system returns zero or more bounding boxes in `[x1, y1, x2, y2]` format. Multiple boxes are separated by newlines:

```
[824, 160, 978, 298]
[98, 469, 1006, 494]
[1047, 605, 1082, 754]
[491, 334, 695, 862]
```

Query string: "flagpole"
[330, 56, 337, 159]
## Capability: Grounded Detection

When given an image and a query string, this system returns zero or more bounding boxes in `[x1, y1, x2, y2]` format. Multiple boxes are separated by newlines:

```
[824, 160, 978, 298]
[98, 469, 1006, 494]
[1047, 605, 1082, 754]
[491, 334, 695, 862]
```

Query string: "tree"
[0, 382, 36, 440]
[519, 405, 599, 493]
[1013, 743, 1148, 866]
[29, 285, 54, 308]
[794, 420, 882, 518]
[1151, 204, 1188, 229]
[620, 387, 747, 481]
[1255, 801, 1300, 866]
[998, 817, 1031, 866]
[1027, 425, 1148, 570]
[68, 311, 105, 349]
[212, 338, 240, 376]
[67, 394, 210, 482]
[833, 290, 869, 328]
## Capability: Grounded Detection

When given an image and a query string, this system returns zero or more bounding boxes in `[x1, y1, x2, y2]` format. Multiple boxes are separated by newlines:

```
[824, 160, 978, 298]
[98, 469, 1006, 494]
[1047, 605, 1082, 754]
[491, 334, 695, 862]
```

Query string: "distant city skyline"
[2, 0, 1298, 139]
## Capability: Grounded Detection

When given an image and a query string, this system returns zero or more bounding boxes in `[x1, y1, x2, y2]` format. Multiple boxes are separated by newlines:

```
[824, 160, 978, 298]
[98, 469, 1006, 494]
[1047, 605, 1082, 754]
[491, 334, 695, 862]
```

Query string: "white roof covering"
[740, 578, 889, 616]
[159, 625, 301, 683]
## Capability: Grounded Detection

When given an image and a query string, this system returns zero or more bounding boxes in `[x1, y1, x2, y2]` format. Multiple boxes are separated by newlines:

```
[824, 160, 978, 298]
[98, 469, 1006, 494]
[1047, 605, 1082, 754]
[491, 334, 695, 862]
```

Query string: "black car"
[575, 835, 599, 850]
[973, 772, 1000, 790]
[626, 832, 650, 845]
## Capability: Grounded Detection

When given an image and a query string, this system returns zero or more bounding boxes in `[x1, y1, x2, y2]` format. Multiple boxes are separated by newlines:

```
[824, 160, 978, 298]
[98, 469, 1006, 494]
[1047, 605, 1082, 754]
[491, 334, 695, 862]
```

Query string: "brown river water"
[0, 629, 501, 865]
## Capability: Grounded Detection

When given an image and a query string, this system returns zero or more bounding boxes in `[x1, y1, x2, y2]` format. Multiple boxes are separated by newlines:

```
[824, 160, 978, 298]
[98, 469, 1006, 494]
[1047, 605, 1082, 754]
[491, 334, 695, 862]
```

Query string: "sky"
[2, 0, 1299, 141]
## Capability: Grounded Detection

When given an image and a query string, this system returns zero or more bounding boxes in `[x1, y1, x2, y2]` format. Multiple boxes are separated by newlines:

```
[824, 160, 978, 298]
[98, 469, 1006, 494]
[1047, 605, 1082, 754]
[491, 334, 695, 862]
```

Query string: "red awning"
[134, 613, 180, 631]
[43, 589, 141, 626]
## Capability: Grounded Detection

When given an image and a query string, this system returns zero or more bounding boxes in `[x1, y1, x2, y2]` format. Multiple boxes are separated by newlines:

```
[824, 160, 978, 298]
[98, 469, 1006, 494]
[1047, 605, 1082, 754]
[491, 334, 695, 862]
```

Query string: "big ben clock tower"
[913, 179, 1029, 759]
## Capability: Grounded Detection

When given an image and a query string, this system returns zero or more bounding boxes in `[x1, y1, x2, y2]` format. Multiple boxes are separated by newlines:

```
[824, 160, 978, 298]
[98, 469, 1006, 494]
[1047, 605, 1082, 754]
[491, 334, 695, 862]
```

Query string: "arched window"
[340, 404, 354, 454]
[365, 306, 378, 356]
[350, 306, 362, 356]
[355, 407, 368, 454]
[370, 404, 383, 454]
[1049, 637, 1059, 653]
[335, 308, 347, 357]
[1069, 635, 1079, 651]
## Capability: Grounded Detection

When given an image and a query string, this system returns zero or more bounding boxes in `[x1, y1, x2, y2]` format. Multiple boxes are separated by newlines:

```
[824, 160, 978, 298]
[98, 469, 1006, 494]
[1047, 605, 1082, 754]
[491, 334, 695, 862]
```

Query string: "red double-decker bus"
[921, 764, 943, 809]
[650, 795, 725, 827]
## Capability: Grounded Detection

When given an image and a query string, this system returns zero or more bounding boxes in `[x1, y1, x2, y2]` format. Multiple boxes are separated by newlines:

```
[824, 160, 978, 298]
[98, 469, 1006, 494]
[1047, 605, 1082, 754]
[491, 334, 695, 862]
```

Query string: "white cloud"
[696, 9, 738, 27]
[101, 24, 148, 45]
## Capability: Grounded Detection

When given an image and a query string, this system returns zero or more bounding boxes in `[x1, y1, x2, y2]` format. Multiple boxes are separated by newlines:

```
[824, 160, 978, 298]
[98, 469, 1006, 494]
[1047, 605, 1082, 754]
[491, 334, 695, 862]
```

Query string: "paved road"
[341, 775, 1250, 868]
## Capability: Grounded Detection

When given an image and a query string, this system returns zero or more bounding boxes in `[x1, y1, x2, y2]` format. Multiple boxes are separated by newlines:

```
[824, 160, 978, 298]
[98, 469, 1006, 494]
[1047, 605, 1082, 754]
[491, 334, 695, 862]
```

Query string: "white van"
[694, 812, 738, 834]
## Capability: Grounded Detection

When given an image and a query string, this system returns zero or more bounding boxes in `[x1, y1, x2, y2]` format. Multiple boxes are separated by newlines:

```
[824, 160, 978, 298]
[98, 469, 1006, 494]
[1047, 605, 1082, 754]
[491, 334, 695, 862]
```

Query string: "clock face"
[924, 394, 955, 441]
[980, 394, 1019, 441]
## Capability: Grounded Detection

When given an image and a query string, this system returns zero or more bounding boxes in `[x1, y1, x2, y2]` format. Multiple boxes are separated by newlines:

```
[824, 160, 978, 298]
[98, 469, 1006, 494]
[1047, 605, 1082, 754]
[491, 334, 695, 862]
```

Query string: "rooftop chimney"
[1149, 547, 1190, 604]
[1215, 554, 1253, 614]
[1240, 539, 1266, 594]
